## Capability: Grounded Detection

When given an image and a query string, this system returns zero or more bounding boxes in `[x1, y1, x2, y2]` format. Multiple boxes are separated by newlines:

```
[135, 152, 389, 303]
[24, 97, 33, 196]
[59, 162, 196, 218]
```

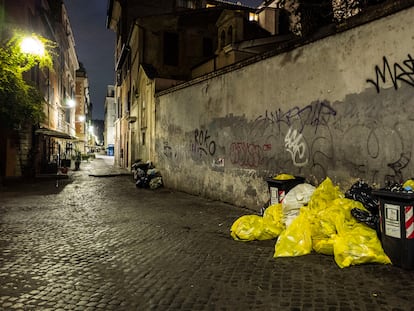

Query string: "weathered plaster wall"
[156, 7, 414, 210]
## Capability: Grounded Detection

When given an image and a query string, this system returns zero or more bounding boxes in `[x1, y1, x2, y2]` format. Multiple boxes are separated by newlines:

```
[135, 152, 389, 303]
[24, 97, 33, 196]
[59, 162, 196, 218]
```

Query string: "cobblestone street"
[0, 156, 414, 310]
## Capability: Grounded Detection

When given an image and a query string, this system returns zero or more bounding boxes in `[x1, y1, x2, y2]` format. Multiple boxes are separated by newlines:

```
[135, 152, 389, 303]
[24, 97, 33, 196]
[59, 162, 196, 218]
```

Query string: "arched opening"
[227, 26, 233, 44]
[220, 30, 226, 49]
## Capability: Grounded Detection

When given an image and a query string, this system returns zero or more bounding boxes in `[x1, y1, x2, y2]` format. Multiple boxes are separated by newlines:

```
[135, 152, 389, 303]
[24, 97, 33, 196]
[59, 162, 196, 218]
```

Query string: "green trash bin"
[266, 176, 305, 205]
[372, 189, 414, 270]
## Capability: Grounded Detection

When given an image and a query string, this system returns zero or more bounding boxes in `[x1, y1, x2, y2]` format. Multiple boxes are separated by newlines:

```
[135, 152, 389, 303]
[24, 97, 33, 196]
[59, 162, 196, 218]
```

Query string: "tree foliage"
[0, 32, 54, 130]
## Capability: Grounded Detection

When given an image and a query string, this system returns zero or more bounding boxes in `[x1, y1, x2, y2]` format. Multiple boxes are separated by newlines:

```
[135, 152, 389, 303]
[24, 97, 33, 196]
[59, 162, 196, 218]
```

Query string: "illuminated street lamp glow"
[78, 115, 86, 122]
[20, 36, 45, 56]
[88, 126, 94, 134]
[67, 99, 76, 108]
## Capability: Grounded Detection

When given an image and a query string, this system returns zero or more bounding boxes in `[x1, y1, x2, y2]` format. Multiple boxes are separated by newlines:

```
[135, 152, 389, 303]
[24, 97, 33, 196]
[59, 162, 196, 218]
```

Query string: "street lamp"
[20, 36, 45, 57]
[67, 98, 76, 108]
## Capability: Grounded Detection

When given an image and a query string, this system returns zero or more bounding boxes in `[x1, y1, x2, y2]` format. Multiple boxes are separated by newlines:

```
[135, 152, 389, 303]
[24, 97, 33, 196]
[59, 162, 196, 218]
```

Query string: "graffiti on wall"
[255, 100, 337, 133]
[229, 142, 271, 168]
[230, 91, 412, 185]
[192, 129, 216, 158]
[163, 142, 173, 159]
[160, 45, 414, 188]
[386, 152, 411, 183]
[367, 54, 414, 93]
[284, 127, 308, 167]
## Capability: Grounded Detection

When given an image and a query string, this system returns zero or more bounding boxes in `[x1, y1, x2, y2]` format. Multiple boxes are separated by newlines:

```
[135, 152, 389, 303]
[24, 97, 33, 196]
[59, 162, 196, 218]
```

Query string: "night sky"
[64, 0, 263, 120]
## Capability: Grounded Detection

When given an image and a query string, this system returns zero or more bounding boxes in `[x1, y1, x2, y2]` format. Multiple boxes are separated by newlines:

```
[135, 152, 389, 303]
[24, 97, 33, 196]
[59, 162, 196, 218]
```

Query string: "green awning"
[35, 128, 77, 140]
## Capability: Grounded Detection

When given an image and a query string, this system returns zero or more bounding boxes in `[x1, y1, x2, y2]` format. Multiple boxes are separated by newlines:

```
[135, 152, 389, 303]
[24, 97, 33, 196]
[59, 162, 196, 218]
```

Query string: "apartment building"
[75, 63, 91, 153]
[104, 85, 116, 155]
[106, 0, 264, 169]
[0, 0, 81, 178]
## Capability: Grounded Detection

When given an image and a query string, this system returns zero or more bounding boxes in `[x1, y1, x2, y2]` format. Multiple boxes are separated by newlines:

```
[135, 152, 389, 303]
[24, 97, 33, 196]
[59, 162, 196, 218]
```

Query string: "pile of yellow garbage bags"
[230, 177, 391, 268]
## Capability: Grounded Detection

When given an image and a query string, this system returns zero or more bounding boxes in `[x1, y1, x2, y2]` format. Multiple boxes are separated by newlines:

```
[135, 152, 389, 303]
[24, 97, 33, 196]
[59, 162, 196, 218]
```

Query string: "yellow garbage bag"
[307, 177, 344, 213]
[263, 203, 285, 237]
[333, 223, 391, 268]
[230, 215, 274, 241]
[313, 238, 335, 255]
[274, 208, 313, 257]
[310, 207, 337, 255]
[331, 198, 368, 234]
[403, 179, 414, 189]
[311, 198, 368, 255]
[305, 179, 346, 255]
[273, 173, 295, 180]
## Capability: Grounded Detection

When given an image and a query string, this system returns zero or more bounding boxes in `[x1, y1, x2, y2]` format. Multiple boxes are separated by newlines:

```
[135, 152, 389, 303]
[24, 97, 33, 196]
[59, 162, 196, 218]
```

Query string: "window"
[65, 108, 71, 123]
[187, 0, 196, 9]
[220, 30, 225, 49]
[278, 9, 290, 35]
[249, 12, 258, 22]
[117, 97, 121, 118]
[163, 32, 179, 66]
[127, 90, 131, 112]
[177, 0, 197, 9]
[227, 26, 233, 45]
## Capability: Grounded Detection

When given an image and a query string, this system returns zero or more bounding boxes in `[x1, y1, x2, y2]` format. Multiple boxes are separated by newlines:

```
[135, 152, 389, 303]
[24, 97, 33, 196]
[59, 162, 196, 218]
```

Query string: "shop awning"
[35, 128, 77, 140]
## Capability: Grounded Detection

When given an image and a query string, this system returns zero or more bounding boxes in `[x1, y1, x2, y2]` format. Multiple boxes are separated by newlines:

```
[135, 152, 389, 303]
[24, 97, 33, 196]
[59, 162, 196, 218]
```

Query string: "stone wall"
[156, 6, 414, 210]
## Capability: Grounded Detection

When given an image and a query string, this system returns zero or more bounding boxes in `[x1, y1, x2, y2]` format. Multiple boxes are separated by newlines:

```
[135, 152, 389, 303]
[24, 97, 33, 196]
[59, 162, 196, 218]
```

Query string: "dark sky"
[64, 0, 263, 120]
[65, 0, 115, 120]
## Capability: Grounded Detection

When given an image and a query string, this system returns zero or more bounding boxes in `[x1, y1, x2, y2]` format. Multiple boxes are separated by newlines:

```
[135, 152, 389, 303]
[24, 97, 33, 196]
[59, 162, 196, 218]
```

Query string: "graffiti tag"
[193, 129, 216, 157]
[255, 100, 336, 133]
[367, 54, 414, 93]
[284, 127, 308, 167]
[230, 142, 268, 168]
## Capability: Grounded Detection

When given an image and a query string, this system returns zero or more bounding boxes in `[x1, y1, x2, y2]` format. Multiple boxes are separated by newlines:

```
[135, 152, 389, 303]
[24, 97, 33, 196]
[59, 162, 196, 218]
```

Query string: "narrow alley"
[0, 156, 413, 310]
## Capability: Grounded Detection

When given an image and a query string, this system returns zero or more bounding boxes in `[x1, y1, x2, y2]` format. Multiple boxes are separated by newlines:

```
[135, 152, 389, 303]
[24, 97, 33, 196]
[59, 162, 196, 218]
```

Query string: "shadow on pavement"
[0, 176, 73, 197]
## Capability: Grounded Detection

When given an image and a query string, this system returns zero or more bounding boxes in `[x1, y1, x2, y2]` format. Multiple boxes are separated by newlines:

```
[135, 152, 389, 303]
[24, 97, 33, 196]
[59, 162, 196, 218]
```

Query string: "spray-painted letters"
[367, 54, 414, 93]
[284, 128, 308, 167]
[230, 142, 268, 168]
[255, 100, 336, 133]
[192, 129, 216, 158]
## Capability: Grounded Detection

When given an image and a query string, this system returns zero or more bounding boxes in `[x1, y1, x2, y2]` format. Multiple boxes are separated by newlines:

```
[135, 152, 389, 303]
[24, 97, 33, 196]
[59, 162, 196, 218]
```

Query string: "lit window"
[249, 12, 258, 22]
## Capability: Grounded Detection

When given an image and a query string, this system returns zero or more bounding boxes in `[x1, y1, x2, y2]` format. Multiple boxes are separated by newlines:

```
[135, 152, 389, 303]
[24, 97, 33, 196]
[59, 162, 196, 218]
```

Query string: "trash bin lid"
[372, 189, 414, 200]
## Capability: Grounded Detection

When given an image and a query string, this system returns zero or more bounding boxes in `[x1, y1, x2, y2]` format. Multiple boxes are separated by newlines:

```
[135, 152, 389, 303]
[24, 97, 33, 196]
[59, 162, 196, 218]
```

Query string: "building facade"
[155, 1, 414, 209]
[104, 85, 116, 155]
[1, 0, 81, 179]
[106, 0, 259, 169]
[105, 0, 414, 210]
[75, 63, 91, 153]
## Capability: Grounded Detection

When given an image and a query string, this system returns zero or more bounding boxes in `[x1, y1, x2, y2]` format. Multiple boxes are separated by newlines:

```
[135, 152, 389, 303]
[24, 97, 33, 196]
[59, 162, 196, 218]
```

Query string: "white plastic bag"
[282, 183, 316, 227]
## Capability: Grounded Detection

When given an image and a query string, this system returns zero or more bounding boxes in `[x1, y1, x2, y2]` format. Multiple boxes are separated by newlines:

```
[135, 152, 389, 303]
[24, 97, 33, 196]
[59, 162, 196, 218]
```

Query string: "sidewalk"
[84, 154, 131, 177]
[0, 154, 131, 194]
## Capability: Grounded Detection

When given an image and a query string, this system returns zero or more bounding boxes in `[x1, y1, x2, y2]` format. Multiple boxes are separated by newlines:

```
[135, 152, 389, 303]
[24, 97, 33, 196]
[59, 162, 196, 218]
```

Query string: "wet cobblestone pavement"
[0, 155, 414, 310]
